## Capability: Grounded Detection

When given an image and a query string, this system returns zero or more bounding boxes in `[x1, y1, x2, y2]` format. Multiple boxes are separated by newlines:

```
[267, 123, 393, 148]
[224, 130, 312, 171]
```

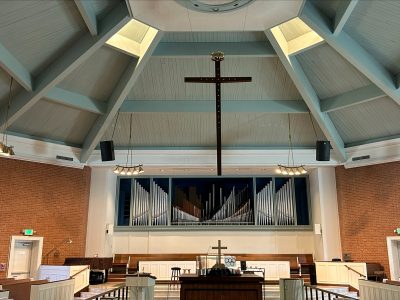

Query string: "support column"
[85, 167, 117, 257]
[309, 167, 342, 261]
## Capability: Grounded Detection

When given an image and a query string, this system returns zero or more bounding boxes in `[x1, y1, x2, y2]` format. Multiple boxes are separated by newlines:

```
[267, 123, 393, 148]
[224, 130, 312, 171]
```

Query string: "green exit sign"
[22, 229, 34, 236]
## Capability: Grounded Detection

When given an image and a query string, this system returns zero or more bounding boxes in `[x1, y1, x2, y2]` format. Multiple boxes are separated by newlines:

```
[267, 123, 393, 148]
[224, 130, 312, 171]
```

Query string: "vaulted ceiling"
[0, 0, 400, 171]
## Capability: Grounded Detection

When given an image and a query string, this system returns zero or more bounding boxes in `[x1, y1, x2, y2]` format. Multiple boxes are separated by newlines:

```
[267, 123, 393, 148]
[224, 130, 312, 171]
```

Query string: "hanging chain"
[111, 110, 120, 140]
[308, 111, 318, 139]
[2, 77, 13, 144]
[288, 114, 295, 167]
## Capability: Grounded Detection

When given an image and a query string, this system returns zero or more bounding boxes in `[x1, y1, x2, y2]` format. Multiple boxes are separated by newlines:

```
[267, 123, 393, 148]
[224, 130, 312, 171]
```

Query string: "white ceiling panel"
[161, 31, 267, 42]
[345, 0, 400, 75]
[102, 112, 324, 148]
[128, 57, 302, 100]
[58, 47, 132, 102]
[9, 99, 98, 146]
[297, 44, 371, 99]
[329, 97, 400, 145]
[0, 0, 86, 76]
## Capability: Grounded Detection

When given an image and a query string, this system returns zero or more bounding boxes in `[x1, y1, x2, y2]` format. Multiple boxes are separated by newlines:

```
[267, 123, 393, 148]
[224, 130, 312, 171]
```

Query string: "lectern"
[125, 274, 156, 300]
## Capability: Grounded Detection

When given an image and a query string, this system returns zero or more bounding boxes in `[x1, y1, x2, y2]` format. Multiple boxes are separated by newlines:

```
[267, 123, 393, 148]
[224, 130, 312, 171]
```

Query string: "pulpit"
[126, 274, 156, 300]
[180, 274, 263, 300]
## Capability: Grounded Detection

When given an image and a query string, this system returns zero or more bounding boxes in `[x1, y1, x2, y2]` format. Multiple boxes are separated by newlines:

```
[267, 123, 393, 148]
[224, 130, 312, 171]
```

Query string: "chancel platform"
[179, 274, 263, 300]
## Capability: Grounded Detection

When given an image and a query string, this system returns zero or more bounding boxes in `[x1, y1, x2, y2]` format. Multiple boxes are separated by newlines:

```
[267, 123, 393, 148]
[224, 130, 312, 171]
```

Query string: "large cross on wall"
[184, 51, 252, 176]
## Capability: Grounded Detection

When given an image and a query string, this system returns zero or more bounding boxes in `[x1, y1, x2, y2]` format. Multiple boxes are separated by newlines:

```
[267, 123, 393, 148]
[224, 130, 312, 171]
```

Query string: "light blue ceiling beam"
[300, 1, 400, 106]
[265, 30, 347, 162]
[152, 42, 276, 57]
[80, 31, 163, 163]
[119, 100, 308, 113]
[0, 43, 32, 91]
[334, 0, 359, 35]
[321, 84, 385, 113]
[46, 87, 106, 114]
[74, 0, 98, 36]
[0, 2, 130, 129]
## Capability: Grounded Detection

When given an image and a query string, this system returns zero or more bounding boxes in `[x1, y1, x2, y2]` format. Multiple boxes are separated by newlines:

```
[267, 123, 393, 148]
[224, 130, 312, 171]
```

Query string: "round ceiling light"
[176, 0, 255, 13]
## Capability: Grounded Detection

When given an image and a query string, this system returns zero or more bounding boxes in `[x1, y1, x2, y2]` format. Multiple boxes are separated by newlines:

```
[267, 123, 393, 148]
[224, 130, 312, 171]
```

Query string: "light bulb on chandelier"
[276, 114, 307, 176]
[112, 113, 144, 176]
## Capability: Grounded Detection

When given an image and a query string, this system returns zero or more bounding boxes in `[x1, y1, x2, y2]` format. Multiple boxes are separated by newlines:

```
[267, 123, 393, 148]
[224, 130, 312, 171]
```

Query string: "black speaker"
[100, 140, 115, 161]
[316, 140, 330, 161]
[240, 261, 247, 271]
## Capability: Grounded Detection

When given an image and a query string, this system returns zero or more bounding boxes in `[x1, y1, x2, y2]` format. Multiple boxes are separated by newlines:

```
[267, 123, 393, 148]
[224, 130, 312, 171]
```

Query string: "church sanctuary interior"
[1, 0, 400, 299]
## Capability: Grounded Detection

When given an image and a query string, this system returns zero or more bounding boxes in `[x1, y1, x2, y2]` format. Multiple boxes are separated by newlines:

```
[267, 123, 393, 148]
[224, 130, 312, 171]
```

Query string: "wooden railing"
[70, 266, 90, 279]
[84, 284, 129, 300]
[344, 264, 367, 278]
[304, 285, 358, 300]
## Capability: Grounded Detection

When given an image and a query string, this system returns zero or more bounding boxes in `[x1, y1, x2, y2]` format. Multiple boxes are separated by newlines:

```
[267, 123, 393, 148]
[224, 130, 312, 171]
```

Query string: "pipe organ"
[132, 180, 150, 226]
[151, 181, 169, 226]
[276, 179, 295, 225]
[117, 176, 309, 229]
[257, 181, 275, 225]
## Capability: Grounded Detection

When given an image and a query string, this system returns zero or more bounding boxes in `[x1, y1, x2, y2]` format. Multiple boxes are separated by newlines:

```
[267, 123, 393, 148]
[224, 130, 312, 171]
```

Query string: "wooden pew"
[1, 279, 48, 300]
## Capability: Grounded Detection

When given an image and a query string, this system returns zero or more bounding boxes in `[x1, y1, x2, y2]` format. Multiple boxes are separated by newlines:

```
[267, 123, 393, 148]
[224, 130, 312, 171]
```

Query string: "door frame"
[8, 235, 43, 279]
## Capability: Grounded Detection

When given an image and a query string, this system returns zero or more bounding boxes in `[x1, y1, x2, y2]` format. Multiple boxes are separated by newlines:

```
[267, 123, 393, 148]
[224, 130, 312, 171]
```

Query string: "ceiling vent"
[351, 155, 370, 162]
[56, 155, 73, 162]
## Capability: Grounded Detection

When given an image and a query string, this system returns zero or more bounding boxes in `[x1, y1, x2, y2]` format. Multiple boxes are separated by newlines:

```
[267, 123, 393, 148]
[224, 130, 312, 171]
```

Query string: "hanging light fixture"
[113, 113, 144, 175]
[276, 114, 306, 176]
[0, 77, 15, 157]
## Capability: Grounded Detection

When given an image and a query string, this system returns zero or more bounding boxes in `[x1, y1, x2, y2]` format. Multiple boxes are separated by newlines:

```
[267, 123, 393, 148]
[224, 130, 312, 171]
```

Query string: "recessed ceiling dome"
[176, 0, 255, 13]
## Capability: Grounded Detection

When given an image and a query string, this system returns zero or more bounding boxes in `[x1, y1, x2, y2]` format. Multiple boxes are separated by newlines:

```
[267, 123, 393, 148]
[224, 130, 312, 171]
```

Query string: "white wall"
[85, 167, 117, 257]
[309, 167, 342, 261]
[86, 168, 343, 258]
[112, 231, 315, 254]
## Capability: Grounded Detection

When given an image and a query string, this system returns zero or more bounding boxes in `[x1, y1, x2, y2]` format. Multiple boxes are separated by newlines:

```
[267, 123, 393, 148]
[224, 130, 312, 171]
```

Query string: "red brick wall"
[336, 162, 400, 274]
[0, 157, 91, 278]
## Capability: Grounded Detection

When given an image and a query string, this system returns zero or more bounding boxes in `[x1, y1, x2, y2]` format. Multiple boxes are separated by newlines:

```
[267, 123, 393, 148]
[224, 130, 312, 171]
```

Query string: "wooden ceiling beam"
[320, 84, 385, 113]
[80, 29, 163, 163]
[266, 28, 347, 162]
[300, 1, 400, 106]
[119, 100, 308, 113]
[152, 42, 276, 57]
[74, 0, 98, 36]
[0, 2, 130, 129]
[46, 87, 106, 115]
[334, 0, 359, 35]
[0, 43, 32, 91]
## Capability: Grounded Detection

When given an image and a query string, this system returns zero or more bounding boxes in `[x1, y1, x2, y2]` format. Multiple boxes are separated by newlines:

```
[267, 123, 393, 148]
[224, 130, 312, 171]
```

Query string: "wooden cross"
[184, 51, 252, 176]
[212, 239, 228, 268]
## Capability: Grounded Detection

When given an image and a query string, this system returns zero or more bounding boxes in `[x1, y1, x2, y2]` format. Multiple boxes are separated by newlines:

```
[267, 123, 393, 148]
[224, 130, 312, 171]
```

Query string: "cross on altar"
[184, 51, 252, 176]
[212, 240, 228, 268]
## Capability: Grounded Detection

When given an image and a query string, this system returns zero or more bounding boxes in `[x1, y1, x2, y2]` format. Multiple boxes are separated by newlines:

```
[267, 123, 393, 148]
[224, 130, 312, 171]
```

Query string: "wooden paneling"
[297, 44, 371, 99]
[359, 280, 400, 300]
[345, 0, 400, 74]
[0, 0, 86, 75]
[128, 57, 301, 101]
[102, 112, 325, 148]
[114, 253, 313, 271]
[328, 96, 400, 145]
[9, 99, 98, 146]
[58, 47, 131, 102]
[161, 32, 267, 43]
[180, 274, 263, 300]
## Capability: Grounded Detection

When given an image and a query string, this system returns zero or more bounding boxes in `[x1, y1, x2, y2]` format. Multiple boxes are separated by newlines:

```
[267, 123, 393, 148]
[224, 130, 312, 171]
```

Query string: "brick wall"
[0, 157, 91, 278]
[336, 162, 400, 275]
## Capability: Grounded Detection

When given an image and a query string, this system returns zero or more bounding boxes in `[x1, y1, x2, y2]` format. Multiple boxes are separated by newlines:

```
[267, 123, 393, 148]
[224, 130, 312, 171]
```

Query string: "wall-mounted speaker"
[316, 141, 330, 161]
[100, 141, 115, 161]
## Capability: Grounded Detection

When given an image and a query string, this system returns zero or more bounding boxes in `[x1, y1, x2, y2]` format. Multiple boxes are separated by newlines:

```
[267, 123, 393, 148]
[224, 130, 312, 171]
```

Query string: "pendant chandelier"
[113, 113, 144, 175]
[276, 114, 307, 176]
[0, 77, 15, 157]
